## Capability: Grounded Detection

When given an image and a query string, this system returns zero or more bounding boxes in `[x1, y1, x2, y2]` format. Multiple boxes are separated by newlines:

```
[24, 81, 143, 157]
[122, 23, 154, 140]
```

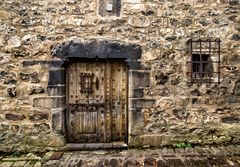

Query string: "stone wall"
[0, 0, 239, 152]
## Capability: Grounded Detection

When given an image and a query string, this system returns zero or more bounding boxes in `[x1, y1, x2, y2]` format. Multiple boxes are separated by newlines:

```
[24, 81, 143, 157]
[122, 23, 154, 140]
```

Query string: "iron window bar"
[187, 39, 221, 85]
[80, 73, 94, 93]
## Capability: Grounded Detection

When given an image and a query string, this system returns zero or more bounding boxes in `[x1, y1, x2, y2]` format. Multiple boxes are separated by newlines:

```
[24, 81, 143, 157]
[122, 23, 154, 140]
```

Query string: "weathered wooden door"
[67, 61, 127, 143]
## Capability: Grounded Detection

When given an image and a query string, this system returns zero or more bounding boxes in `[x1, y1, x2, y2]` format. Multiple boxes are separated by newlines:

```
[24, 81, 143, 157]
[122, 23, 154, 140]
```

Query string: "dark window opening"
[192, 54, 213, 79]
[187, 39, 221, 85]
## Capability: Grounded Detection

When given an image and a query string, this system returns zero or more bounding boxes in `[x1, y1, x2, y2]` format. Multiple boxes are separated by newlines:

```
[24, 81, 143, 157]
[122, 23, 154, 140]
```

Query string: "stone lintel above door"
[51, 38, 142, 64]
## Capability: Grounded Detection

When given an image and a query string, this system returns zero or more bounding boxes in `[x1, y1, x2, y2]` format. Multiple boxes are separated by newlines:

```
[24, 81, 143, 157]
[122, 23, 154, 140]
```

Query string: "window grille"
[187, 39, 221, 85]
[80, 73, 94, 93]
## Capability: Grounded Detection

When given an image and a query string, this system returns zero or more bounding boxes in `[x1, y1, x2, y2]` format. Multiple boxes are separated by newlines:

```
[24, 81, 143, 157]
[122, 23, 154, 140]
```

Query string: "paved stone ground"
[1, 145, 240, 167]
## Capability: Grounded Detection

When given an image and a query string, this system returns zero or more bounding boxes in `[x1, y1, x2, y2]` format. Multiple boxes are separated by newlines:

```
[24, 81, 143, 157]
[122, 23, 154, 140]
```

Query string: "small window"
[187, 39, 221, 85]
[98, 0, 121, 17]
[80, 73, 94, 93]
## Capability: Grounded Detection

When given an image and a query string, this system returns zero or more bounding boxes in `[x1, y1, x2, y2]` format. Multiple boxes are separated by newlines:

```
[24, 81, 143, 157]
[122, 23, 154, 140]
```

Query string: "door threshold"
[61, 142, 128, 151]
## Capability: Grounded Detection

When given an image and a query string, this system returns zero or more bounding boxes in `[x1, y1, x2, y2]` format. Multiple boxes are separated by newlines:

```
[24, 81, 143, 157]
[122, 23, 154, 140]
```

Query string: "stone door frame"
[46, 38, 152, 147]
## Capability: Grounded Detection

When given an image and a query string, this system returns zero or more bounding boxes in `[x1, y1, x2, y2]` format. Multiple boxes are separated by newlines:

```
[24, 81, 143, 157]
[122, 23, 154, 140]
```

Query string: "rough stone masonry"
[0, 0, 240, 152]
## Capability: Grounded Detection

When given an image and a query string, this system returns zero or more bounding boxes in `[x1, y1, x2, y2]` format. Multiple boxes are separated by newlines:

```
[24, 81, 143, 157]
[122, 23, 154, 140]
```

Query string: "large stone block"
[23, 60, 64, 68]
[52, 108, 65, 132]
[233, 80, 240, 96]
[28, 86, 45, 95]
[131, 88, 144, 98]
[12, 48, 30, 58]
[229, 0, 240, 5]
[51, 39, 142, 61]
[130, 135, 166, 147]
[128, 17, 150, 28]
[1, 70, 17, 85]
[130, 70, 151, 88]
[144, 157, 157, 167]
[7, 87, 17, 97]
[126, 60, 150, 70]
[33, 123, 51, 134]
[125, 60, 141, 70]
[7, 35, 21, 47]
[130, 98, 155, 109]
[222, 116, 239, 124]
[20, 72, 40, 83]
[129, 108, 144, 136]
[29, 112, 49, 121]
[47, 85, 66, 96]
[33, 97, 65, 108]
[123, 159, 142, 167]
[5, 113, 25, 121]
[48, 69, 65, 85]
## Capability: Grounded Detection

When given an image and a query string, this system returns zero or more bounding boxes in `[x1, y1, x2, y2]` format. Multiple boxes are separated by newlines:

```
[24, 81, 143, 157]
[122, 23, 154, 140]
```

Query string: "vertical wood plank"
[110, 62, 127, 141]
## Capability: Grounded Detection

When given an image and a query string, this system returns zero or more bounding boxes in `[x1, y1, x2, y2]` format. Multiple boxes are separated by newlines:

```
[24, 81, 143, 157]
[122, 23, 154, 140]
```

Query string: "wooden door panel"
[67, 61, 127, 143]
[70, 105, 97, 134]
[111, 62, 127, 141]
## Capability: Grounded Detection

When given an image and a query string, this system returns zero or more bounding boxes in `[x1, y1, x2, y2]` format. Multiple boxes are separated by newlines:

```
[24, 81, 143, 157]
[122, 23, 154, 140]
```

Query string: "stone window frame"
[98, 0, 122, 17]
[187, 39, 221, 85]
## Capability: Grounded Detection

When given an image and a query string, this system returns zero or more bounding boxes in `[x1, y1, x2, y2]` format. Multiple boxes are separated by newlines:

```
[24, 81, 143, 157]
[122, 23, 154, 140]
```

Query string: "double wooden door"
[67, 61, 127, 143]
